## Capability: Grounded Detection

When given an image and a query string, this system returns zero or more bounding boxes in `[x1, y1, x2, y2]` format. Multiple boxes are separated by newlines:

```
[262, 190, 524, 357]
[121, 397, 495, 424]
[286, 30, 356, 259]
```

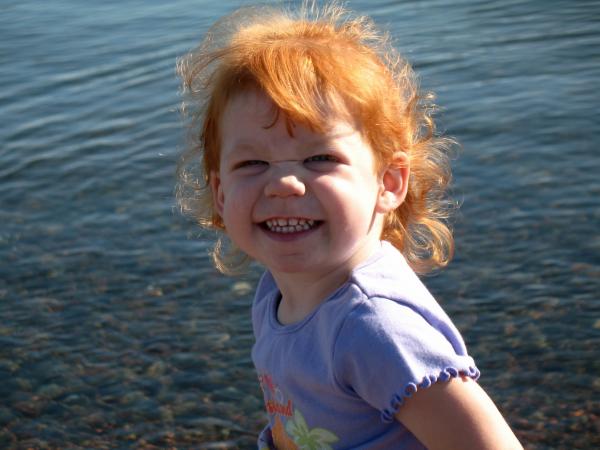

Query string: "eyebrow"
[223, 128, 356, 157]
[299, 129, 358, 152]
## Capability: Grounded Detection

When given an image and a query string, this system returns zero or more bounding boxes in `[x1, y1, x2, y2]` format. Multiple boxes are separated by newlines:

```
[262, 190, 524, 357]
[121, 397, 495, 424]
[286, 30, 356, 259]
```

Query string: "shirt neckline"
[265, 241, 391, 334]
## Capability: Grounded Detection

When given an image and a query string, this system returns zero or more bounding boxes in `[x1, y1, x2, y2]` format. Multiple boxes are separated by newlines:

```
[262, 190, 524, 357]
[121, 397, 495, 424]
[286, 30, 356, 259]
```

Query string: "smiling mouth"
[262, 217, 321, 233]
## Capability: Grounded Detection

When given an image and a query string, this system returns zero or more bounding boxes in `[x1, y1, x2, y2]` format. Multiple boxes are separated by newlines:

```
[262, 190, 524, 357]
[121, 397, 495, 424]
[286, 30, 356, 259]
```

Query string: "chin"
[262, 258, 316, 275]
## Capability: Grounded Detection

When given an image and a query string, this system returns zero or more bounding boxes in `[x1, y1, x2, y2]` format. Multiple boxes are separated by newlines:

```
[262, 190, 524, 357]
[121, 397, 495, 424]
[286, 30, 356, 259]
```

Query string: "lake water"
[1, 0, 598, 448]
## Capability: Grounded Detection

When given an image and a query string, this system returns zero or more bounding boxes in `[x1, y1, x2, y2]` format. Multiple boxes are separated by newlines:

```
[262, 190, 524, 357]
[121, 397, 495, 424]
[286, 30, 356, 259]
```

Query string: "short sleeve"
[333, 298, 479, 422]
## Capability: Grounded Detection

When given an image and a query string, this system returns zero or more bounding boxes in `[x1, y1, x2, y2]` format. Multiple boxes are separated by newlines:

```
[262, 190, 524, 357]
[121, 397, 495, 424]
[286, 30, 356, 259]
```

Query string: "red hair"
[177, 3, 455, 274]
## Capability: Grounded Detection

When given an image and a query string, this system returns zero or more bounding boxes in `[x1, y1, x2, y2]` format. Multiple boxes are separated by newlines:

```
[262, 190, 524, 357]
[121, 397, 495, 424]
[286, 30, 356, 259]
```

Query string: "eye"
[233, 160, 268, 170]
[304, 154, 339, 163]
[303, 154, 341, 173]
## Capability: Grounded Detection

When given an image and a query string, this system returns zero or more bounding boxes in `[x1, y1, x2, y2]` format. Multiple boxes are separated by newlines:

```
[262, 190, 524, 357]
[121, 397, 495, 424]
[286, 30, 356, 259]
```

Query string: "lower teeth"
[274, 225, 310, 233]
[265, 219, 317, 233]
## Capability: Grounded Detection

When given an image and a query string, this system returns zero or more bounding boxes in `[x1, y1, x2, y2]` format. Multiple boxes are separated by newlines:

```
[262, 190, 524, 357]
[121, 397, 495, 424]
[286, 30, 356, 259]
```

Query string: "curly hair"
[176, 2, 456, 274]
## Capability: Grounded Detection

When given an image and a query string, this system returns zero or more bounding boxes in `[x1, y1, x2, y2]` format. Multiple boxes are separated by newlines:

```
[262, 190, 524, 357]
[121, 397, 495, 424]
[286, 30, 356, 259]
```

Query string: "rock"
[146, 360, 167, 377]
[0, 406, 15, 426]
[232, 281, 252, 296]
[37, 383, 64, 400]
[14, 397, 46, 418]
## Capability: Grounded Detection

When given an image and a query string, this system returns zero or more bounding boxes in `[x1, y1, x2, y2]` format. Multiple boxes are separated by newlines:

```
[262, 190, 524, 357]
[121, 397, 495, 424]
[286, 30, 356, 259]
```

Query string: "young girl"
[177, 3, 523, 449]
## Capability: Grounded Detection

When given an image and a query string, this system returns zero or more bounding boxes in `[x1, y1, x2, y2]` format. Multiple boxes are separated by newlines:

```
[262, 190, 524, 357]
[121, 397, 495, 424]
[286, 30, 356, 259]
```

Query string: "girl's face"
[211, 88, 397, 278]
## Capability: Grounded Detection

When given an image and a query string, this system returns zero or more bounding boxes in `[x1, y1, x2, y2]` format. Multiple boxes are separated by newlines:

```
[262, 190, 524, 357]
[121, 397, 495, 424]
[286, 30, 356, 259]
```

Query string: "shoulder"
[332, 295, 478, 420]
[332, 263, 479, 421]
[334, 297, 456, 364]
[348, 241, 470, 355]
[334, 296, 476, 378]
[350, 241, 437, 311]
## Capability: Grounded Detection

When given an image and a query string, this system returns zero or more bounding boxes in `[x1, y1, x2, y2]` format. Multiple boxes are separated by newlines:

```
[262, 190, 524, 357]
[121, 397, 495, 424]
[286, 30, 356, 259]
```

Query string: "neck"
[270, 240, 382, 325]
[271, 267, 348, 325]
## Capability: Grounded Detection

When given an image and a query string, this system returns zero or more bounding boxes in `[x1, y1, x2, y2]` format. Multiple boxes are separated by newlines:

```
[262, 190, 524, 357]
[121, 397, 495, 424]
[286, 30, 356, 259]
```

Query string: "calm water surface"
[1, 0, 599, 448]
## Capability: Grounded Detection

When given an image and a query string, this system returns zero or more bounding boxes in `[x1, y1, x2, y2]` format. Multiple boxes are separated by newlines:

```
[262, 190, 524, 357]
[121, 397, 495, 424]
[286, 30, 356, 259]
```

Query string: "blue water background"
[1, 0, 599, 448]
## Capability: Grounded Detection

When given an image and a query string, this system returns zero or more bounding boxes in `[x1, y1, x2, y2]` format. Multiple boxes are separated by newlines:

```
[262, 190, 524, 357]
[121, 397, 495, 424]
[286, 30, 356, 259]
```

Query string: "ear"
[376, 151, 410, 213]
[210, 170, 225, 217]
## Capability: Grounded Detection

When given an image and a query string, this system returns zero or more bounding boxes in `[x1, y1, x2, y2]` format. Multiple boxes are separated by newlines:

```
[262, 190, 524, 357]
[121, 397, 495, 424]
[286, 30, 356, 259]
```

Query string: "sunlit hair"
[176, 2, 456, 274]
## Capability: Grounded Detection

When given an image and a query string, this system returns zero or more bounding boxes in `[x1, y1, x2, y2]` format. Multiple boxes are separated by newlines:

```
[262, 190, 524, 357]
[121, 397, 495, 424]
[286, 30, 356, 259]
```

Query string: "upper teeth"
[265, 218, 315, 233]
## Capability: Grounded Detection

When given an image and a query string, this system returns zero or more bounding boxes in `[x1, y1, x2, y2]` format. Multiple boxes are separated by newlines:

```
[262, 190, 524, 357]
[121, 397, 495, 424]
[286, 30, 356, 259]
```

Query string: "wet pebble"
[145, 284, 164, 297]
[137, 377, 164, 397]
[13, 395, 47, 418]
[146, 360, 167, 377]
[198, 439, 239, 449]
[207, 332, 231, 346]
[0, 358, 20, 374]
[0, 406, 14, 426]
[172, 371, 206, 390]
[232, 281, 253, 296]
[144, 341, 171, 355]
[29, 297, 64, 313]
[171, 351, 208, 371]
[37, 383, 65, 400]
[0, 429, 17, 447]
[241, 394, 262, 411]
[63, 393, 91, 407]
[213, 386, 241, 402]
[203, 370, 225, 384]
[160, 406, 175, 423]
[120, 390, 146, 406]
[172, 398, 201, 416]
[14, 377, 32, 392]
[137, 399, 162, 421]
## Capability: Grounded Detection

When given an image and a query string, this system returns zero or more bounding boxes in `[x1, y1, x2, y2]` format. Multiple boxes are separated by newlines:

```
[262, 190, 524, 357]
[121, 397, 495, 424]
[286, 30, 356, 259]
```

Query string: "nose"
[264, 164, 306, 198]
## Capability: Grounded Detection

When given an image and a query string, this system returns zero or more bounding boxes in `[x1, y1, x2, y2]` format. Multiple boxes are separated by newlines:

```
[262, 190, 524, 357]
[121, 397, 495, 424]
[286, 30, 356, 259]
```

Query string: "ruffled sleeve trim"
[381, 365, 481, 423]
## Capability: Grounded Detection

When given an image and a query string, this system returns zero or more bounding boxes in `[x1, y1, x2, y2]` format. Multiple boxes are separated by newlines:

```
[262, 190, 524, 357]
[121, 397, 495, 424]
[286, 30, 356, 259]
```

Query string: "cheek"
[220, 182, 255, 220]
[320, 173, 378, 205]
[322, 176, 380, 224]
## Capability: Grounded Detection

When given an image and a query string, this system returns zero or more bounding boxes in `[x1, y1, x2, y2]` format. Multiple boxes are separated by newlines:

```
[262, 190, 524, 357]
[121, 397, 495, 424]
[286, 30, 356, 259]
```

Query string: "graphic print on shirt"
[258, 372, 339, 450]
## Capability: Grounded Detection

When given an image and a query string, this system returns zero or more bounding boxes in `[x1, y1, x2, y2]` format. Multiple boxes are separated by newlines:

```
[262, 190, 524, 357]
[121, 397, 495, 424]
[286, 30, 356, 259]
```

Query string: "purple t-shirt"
[252, 241, 479, 449]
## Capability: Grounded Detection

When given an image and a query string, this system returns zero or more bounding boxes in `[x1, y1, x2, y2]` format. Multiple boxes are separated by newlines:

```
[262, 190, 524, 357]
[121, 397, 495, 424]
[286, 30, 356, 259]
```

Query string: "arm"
[395, 376, 522, 450]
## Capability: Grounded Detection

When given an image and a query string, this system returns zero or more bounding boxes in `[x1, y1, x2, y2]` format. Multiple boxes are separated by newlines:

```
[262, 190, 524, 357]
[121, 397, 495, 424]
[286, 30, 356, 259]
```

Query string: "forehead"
[221, 88, 276, 129]
[220, 87, 364, 143]
[220, 85, 361, 130]
[220, 89, 364, 157]
[220, 89, 292, 156]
